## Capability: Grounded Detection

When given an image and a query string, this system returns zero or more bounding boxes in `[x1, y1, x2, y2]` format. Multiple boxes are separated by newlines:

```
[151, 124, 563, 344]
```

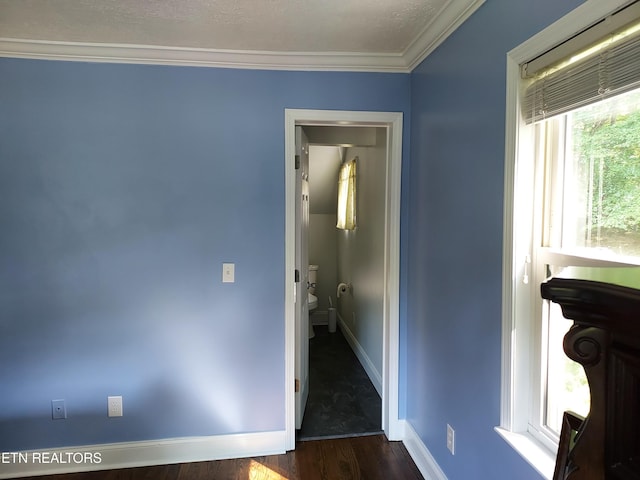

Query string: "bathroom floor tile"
[298, 325, 382, 441]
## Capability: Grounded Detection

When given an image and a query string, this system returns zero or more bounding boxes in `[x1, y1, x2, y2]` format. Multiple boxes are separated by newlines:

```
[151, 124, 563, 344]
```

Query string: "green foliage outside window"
[571, 91, 640, 255]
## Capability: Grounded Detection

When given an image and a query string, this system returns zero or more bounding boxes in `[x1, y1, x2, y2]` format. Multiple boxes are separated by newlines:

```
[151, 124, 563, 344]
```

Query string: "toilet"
[308, 265, 318, 338]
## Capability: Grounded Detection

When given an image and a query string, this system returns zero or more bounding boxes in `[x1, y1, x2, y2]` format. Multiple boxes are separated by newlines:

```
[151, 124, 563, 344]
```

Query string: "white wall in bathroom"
[337, 128, 387, 383]
[309, 213, 338, 314]
[306, 133, 386, 390]
[308, 145, 341, 315]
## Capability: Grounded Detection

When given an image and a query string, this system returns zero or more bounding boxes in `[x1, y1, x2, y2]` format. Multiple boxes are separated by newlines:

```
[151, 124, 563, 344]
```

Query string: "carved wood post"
[542, 269, 640, 480]
[562, 324, 608, 480]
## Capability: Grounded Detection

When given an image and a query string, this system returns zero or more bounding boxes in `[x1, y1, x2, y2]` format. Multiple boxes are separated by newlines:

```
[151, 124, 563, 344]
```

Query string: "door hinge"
[295, 154, 300, 170]
[295, 379, 300, 392]
[295, 269, 300, 283]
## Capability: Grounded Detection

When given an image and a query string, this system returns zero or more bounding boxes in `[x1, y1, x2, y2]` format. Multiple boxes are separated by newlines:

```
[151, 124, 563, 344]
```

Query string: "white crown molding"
[0, 0, 485, 72]
[0, 38, 410, 72]
[404, 0, 486, 71]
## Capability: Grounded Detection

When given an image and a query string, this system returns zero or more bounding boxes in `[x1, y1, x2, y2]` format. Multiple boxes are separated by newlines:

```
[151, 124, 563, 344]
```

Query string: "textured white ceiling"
[0, 0, 484, 71]
[0, 0, 443, 51]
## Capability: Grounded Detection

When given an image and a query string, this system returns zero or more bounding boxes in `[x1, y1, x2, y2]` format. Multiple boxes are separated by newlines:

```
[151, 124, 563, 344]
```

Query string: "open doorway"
[284, 109, 403, 450]
[299, 127, 386, 440]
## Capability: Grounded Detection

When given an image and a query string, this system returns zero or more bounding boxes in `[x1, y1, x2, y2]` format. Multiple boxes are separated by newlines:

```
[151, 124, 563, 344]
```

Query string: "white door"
[294, 125, 310, 429]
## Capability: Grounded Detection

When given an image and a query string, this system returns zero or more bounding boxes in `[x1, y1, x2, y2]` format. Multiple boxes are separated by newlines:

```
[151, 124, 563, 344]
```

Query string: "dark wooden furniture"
[541, 267, 640, 480]
[553, 411, 585, 480]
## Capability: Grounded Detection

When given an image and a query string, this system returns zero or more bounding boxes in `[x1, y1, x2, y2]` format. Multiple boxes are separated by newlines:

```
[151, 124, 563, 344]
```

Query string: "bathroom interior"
[298, 125, 387, 440]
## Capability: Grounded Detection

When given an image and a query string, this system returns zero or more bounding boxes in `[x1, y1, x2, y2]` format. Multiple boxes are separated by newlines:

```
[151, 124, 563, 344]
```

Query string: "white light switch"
[222, 263, 235, 283]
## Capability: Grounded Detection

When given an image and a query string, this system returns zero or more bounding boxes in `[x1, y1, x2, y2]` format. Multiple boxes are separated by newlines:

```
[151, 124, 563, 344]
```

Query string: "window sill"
[494, 427, 556, 480]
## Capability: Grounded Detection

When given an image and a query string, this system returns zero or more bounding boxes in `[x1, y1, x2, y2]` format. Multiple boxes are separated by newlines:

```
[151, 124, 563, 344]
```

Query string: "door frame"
[284, 109, 403, 449]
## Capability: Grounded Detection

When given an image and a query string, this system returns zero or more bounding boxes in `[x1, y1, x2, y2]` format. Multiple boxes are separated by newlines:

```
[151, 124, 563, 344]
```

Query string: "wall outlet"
[108, 396, 123, 417]
[447, 424, 455, 455]
[51, 399, 66, 420]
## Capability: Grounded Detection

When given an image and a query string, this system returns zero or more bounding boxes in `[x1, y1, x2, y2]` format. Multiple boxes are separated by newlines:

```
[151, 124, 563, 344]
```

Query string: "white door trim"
[284, 109, 403, 449]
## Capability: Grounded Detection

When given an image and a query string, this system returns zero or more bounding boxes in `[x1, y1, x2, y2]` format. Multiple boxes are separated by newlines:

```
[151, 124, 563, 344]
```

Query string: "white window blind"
[522, 0, 640, 123]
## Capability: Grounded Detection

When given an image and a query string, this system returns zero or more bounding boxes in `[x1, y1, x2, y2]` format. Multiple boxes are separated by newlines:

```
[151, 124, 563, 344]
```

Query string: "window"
[532, 89, 640, 441]
[336, 157, 357, 230]
[500, 1, 640, 476]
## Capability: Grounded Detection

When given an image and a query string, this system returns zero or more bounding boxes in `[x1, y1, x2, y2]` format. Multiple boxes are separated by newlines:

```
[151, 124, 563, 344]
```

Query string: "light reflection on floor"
[248, 459, 289, 480]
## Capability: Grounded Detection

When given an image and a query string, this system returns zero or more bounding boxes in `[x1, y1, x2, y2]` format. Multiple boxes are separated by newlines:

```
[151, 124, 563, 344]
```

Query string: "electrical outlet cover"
[447, 424, 455, 455]
[108, 396, 123, 417]
[52, 399, 66, 419]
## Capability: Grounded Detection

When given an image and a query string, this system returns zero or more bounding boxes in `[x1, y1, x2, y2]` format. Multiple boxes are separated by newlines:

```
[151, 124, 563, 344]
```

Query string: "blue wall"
[0, 0, 596, 476]
[0, 59, 410, 451]
[406, 0, 584, 479]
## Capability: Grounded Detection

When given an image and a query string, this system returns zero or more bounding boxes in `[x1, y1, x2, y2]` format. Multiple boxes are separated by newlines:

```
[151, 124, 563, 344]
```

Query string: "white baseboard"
[0, 430, 286, 479]
[1, 422, 447, 480]
[337, 314, 383, 397]
[401, 420, 448, 480]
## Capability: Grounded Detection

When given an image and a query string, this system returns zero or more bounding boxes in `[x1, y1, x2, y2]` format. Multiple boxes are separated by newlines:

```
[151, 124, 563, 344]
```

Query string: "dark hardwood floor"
[15, 435, 423, 480]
